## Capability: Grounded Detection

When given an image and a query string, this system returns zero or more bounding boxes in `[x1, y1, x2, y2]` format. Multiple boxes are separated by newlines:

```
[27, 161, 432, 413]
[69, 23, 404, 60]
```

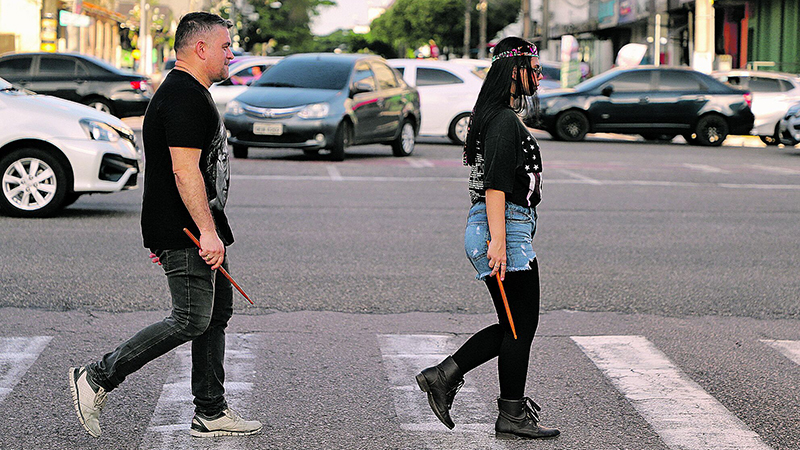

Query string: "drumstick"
[183, 228, 254, 305]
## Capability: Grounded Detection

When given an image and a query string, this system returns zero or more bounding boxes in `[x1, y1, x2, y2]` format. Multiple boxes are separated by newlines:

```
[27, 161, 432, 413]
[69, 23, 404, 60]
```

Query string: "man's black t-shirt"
[140, 69, 233, 250]
[467, 108, 543, 208]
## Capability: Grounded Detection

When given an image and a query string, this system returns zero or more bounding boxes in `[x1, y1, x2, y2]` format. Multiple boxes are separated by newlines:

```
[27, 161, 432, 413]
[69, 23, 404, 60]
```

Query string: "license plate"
[253, 122, 283, 135]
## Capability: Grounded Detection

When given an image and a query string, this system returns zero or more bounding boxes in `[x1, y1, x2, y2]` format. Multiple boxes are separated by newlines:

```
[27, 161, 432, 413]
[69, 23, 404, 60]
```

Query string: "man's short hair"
[174, 12, 231, 53]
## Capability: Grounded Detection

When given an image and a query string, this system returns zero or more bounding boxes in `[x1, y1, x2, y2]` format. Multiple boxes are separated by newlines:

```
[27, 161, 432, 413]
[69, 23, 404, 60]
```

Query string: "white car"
[209, 56, 282, 115]
[388, 59, 485, 145]
[0, 77, 140, 217]
[713, 70, 800, 145]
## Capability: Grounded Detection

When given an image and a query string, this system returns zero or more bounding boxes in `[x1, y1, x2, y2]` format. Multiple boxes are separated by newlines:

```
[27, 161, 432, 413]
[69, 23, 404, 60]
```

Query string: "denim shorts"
[464, 201, 537, 281]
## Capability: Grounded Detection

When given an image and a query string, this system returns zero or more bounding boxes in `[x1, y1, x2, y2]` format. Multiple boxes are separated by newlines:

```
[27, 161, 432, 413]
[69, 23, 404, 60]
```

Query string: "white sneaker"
[190, 408, 263, 437]
[68, 366, 107, 438]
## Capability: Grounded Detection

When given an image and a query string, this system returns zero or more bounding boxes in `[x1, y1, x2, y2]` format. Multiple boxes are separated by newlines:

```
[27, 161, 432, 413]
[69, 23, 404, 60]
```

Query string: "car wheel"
[330, 121, 351, 162]
[448, 113, 471, 145]
[0, 148, 68, 218]
[392, 120, 416, 157]
[694, 114, 729, 146]
[232, 144, 249, 159]
[84, 98, 114, 116]
[555, 110, 589, 141]
[759, 124, 781, 146]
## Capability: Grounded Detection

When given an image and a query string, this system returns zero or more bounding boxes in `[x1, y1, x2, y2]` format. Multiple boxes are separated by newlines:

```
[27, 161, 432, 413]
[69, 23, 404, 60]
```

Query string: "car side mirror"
[351, 81, 374, 96]
[602, 85, 614, 96]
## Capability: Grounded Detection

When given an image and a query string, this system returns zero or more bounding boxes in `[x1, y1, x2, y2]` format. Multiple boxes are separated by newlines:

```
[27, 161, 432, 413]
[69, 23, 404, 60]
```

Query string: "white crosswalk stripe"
[762, 339, 800, 365]
[0, 336, 51, 404]
[572, 335, 771, 450]
[377, 334, 505, 449]
[139, 333, 260, 450]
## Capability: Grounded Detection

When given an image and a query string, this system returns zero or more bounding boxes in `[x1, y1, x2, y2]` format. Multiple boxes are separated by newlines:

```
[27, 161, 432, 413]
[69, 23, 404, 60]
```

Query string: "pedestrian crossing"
[0, 333, 796, 448]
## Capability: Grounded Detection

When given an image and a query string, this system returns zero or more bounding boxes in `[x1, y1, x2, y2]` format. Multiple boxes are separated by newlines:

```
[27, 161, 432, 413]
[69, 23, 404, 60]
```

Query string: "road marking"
[762, 339, 800, 365]
[232, 174, 800, 190]
[683, 163, 730, 174]
[139, 333, 260, 450]
[326, 165, 343, 181]
[0, 336, 51, 404]
[571, 335, 770, 450]
[407, 158, 435, 168]
[555, 169, 603, 184]
[377, 334, 504, 449]
[748, 164, 800, 175]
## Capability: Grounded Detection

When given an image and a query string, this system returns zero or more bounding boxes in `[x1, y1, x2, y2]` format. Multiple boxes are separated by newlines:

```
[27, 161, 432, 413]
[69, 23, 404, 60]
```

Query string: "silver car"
[713, 70, 800, 145]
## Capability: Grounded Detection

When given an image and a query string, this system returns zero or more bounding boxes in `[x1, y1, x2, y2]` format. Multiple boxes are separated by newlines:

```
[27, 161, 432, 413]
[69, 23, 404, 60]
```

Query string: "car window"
[657, 71, 703, 91]
[352, 62, 376, 91]
[721, 75, 745, 87]
[254, 58, 352, 90]
[39, 57, 77, 75]
[607, 71, 651, 92]
[371, 62, 399, 89]
[748, 77, 783, 93]
[0, 57, 33, 77]
[778, 79, 795, 91]
[229, 65, 269, 86]
[416, 68, 463, 86]
[393, 66, 405, 76]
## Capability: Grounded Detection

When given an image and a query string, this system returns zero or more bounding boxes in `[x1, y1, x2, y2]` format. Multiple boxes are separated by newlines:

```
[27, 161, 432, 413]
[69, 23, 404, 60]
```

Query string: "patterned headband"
[491, 44, 539, 63]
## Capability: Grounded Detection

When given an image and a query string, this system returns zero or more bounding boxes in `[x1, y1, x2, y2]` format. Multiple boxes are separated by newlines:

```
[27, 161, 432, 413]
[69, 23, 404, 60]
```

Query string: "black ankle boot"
[495, 397, 560, 439]
[415, 356, 464, 429]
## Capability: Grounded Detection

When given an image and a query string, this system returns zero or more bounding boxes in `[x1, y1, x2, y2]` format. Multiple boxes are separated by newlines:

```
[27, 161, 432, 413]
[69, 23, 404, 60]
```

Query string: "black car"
[529, 66, 755, 146]
[224, 53, 420, 161]
[0, 52, 152, 118]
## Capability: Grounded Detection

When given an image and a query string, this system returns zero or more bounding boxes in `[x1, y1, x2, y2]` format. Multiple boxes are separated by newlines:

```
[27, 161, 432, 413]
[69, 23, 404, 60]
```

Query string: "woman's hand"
[148, 252, 161, 266]
[487, 238, 507, 280]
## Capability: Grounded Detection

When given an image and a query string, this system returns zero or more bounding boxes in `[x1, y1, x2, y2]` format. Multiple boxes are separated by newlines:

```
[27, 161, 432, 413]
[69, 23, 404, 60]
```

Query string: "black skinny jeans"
[452, 258, 540, 400]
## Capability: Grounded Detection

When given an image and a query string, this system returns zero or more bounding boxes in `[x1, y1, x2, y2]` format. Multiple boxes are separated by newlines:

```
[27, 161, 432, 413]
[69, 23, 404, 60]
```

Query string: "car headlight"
[80, 119, 120, 142]
[226, 100, 244, 116]
[297, 103, 329, 119]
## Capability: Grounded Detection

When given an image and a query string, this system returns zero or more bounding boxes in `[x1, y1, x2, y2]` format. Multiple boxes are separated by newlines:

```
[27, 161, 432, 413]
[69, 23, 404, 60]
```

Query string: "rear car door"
[369, 61, 404, 140]
[350, 61, 382, 142]
[651, 70, 708, 132]
[589, 70, 654, 132]
[28, 55, 84, 102]
[413, 67, 468, 136]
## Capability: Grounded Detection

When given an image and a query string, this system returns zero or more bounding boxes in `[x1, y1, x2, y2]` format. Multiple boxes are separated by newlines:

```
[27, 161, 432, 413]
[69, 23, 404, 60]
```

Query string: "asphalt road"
[1, 132, 799, 449]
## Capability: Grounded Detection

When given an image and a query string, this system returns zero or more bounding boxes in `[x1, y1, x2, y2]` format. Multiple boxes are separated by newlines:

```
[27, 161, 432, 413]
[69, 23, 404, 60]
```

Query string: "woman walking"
[415, 36, 559, 440]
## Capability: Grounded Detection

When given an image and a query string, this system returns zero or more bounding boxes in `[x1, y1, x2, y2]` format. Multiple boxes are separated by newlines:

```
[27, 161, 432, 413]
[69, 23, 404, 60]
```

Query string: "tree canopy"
[236, 0, 336, 54]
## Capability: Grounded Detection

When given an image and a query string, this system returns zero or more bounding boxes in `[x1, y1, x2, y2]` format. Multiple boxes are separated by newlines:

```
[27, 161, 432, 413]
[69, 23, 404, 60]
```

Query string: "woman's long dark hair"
[464, 36, 539, 165]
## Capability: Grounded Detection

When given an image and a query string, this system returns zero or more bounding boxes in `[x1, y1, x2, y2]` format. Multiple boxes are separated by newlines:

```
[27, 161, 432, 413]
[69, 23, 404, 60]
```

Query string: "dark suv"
[0, 52, 152, 118]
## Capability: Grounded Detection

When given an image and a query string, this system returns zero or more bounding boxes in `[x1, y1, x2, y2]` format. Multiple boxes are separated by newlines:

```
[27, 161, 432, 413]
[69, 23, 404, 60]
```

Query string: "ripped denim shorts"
[464, 201, 537, 281]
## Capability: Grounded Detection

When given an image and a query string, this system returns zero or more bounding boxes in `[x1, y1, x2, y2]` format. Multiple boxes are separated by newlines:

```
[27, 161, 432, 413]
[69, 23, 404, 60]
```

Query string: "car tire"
[84, 97, 114, 116]
[448, 113, 471, 145]
[330, 121, 351, 162]
[0, 147, 69, 218]
[694, 114, 729, 147]
[391, 120, 416, 157]
[555, 110, 589, 141]
[232, 144, 249, 159]
[759, 124, 781, 146]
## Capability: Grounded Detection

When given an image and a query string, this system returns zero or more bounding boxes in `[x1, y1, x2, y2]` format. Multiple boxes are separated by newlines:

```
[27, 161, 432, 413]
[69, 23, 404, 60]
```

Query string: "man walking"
[68, 12, 261, 438]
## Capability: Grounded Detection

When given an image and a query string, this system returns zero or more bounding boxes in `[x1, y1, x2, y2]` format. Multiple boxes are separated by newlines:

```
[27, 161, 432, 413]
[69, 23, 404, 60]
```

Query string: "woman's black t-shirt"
[467, 108, 543, 208]
[140, 69, 233, 250]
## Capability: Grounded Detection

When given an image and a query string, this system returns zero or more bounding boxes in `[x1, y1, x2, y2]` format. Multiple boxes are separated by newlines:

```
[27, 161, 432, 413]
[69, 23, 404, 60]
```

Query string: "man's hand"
[199, 231, 225, 270]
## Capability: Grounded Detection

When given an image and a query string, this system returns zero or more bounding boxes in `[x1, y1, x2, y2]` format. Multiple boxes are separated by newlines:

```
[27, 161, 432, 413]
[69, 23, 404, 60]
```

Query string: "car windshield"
[253, 58, 352, 90]
[0, 77, 12, 90]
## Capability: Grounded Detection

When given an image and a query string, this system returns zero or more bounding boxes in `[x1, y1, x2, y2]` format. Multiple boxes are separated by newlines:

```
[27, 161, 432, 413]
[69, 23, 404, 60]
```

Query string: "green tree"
[238, 0, 335, 54]
[371, 0, 520, 57]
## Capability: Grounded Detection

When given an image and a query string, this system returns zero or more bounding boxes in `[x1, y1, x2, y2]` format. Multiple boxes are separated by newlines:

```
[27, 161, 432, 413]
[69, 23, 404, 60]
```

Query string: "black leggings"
[451, 259, 540, 400]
